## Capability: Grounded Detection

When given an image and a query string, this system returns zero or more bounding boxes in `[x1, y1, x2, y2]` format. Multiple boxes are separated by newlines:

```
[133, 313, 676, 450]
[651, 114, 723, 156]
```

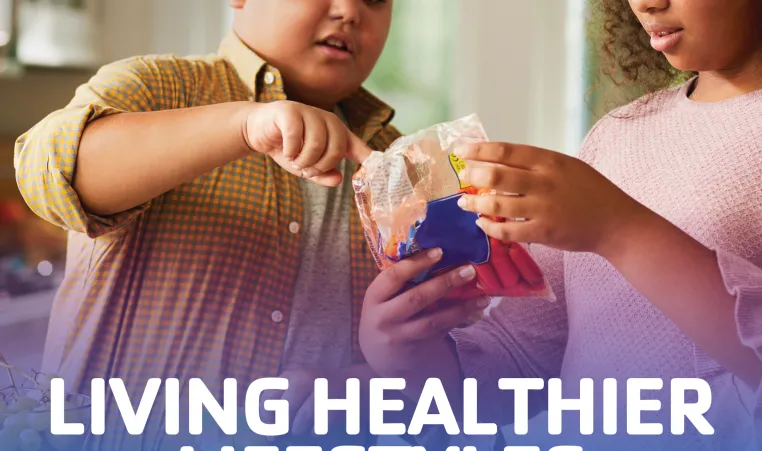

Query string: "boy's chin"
[291, 75, 364, 105]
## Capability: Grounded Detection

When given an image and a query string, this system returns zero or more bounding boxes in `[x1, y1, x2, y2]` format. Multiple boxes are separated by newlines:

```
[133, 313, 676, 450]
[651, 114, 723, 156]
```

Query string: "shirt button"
[271, 310, 284, 323]
[264, 72, 276, 85]
[289, 222, 300, 234]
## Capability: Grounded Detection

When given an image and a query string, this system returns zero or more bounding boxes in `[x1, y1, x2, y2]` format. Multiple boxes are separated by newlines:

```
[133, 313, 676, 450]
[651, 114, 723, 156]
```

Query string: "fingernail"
[428, 248, 443, 260]
[303, 168, 317, 178]
[460, 265, 476, 280]
[477, 297, 491, 309]
[292, 162, 302, 170]
[457, 196, 468, 209]
[454, 146, 468, 158]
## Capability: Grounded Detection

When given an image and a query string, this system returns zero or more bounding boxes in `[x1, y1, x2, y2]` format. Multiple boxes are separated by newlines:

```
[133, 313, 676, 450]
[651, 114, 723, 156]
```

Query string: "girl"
[359, 0, 762, 449]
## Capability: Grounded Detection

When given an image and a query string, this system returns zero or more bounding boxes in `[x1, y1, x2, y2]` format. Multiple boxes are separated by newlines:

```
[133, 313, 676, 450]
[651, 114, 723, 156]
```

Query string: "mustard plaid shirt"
[14, 32, 401, 398]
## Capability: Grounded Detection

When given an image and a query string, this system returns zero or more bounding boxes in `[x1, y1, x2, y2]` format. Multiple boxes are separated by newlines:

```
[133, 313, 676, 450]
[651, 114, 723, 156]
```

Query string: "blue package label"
[381, 193, 490, 284]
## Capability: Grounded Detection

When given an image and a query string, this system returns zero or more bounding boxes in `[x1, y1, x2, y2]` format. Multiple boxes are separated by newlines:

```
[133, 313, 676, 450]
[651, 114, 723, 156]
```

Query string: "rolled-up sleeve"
[692, 248, 762, 449]
[716, 249, 762, 366]
[13, 56, 178, 237]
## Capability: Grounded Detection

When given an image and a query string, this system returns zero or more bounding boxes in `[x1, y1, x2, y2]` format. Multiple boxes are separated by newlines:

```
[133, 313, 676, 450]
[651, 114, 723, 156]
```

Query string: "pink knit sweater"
[450, 78, 762, 450]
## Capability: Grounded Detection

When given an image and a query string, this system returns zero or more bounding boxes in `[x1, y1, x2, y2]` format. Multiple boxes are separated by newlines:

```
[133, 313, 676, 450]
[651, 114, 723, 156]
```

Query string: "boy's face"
[231, 0, 393, 110]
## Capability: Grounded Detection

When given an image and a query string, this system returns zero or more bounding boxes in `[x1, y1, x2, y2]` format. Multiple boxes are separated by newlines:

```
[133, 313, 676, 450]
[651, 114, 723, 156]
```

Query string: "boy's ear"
[229, 0, 245, 9]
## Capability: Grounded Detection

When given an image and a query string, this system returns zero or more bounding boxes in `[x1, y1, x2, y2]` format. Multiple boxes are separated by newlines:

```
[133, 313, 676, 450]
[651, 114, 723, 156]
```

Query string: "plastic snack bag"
[352, 114, 556, 315]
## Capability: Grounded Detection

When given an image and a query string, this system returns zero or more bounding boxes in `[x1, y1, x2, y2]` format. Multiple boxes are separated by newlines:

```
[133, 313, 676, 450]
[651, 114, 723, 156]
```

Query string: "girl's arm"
[455, 140, 762, 392]
[602, 208, 762, 390]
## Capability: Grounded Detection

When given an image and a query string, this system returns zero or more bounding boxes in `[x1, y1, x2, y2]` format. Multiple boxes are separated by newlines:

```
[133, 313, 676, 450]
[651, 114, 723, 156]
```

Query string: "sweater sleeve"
[692, 248, 762, 448]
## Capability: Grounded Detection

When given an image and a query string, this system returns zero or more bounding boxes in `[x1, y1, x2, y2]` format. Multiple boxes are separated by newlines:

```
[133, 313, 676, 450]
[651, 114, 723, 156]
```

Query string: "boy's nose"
[629, 0, 670, 14]
[329, 0, 361, 25]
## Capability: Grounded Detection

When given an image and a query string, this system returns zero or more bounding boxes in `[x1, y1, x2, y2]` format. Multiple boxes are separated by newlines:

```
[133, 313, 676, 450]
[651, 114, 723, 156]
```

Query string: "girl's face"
[629, 0, 762, 73]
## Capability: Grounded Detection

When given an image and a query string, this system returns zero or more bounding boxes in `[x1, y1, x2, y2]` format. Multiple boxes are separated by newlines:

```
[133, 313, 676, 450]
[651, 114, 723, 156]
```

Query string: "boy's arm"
[13, 56, 251, 238]
[72, 101, 252, 218]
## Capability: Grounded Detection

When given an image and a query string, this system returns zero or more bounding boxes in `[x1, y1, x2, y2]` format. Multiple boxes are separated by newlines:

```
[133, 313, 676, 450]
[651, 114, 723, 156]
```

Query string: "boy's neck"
[283, 83, 344, 113]
[228, 25, 350, 112]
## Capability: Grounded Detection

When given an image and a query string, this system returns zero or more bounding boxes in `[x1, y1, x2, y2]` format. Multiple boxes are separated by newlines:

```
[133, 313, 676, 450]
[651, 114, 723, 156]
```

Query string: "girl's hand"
[454, 142, 651, 258]
[359, 249, 487, 382]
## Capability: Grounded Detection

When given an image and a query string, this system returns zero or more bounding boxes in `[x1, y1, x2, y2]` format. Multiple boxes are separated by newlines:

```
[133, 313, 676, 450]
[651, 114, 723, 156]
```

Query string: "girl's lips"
[646, 27, 684, 53]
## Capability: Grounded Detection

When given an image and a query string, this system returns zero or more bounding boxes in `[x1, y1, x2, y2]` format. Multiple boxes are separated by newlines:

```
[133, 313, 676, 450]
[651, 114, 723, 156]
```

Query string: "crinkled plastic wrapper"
[352, 114, 556, 322]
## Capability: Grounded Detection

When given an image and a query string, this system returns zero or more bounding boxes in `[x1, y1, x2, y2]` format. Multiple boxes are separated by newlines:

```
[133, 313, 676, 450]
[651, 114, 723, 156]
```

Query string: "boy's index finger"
[346, 133, 373, 165]
[453, 142, 540, 171]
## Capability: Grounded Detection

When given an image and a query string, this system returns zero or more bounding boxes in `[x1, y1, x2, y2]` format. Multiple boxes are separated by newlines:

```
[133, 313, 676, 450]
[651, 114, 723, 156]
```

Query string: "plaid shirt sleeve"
[13, 56, 193, 238]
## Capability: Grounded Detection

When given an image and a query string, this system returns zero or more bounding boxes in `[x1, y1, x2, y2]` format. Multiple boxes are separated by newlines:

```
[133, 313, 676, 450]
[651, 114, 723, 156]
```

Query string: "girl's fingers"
[458, 161, 537, 195]
[457, 193, 534, 219]
[363, 249, 445, 309]
[454, 142, 550, 170]
[401, 297, 490, 342]
[378, 265, 477, 322]
[475, 216, 537, 245]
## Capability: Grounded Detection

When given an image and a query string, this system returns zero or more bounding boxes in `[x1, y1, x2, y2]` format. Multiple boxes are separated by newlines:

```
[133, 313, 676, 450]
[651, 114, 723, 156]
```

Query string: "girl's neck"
[691, 52, 762, 102]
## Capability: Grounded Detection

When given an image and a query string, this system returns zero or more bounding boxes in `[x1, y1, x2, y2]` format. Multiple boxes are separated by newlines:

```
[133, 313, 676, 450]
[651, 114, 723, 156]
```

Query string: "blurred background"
[0, 0, 622, 376]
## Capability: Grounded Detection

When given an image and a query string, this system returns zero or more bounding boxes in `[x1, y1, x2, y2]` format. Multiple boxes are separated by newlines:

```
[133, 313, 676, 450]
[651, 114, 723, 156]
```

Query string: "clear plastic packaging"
[352, 114, 555, 315]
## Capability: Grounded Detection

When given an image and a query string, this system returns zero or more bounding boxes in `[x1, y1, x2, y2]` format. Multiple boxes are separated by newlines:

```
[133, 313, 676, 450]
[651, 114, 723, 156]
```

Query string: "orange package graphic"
[352, 114, 556, 311]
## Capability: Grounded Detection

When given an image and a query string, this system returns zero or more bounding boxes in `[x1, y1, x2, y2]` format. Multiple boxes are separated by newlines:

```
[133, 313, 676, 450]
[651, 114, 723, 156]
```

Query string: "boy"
[14, 0, 398, 448]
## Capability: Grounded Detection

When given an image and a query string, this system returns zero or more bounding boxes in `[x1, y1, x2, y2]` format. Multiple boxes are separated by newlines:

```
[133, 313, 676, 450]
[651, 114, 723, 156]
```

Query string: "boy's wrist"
[234, 101, 261, 158]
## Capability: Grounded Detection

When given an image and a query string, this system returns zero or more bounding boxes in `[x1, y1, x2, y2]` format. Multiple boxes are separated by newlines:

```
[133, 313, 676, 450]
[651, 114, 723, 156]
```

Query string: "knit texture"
[451, 78, 762, 450]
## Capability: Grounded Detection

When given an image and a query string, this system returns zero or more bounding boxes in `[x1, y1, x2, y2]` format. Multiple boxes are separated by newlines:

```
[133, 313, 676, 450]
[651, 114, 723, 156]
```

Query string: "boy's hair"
[587, 0, 695, 114]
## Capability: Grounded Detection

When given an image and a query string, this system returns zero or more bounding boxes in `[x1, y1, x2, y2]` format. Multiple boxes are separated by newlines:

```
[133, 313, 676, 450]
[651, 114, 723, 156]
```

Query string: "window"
[364, 0, 457, 134]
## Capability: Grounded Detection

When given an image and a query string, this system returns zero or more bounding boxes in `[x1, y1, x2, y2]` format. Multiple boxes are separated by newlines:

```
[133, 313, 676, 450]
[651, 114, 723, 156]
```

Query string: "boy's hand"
[244, 100, 372, 187]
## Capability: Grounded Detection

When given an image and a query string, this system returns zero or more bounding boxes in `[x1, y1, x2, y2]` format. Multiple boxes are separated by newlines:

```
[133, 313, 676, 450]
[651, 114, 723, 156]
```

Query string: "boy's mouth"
[317, 35, 354, 55]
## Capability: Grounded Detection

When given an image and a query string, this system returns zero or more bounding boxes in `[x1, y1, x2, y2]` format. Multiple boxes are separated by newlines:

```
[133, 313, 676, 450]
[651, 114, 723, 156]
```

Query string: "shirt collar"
[218, 30, 268, 97]
[217, 30, 395, 143]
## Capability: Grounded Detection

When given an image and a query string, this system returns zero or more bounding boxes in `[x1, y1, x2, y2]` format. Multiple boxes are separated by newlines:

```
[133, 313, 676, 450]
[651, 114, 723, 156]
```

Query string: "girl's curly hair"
[589, 0, 696, 110]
